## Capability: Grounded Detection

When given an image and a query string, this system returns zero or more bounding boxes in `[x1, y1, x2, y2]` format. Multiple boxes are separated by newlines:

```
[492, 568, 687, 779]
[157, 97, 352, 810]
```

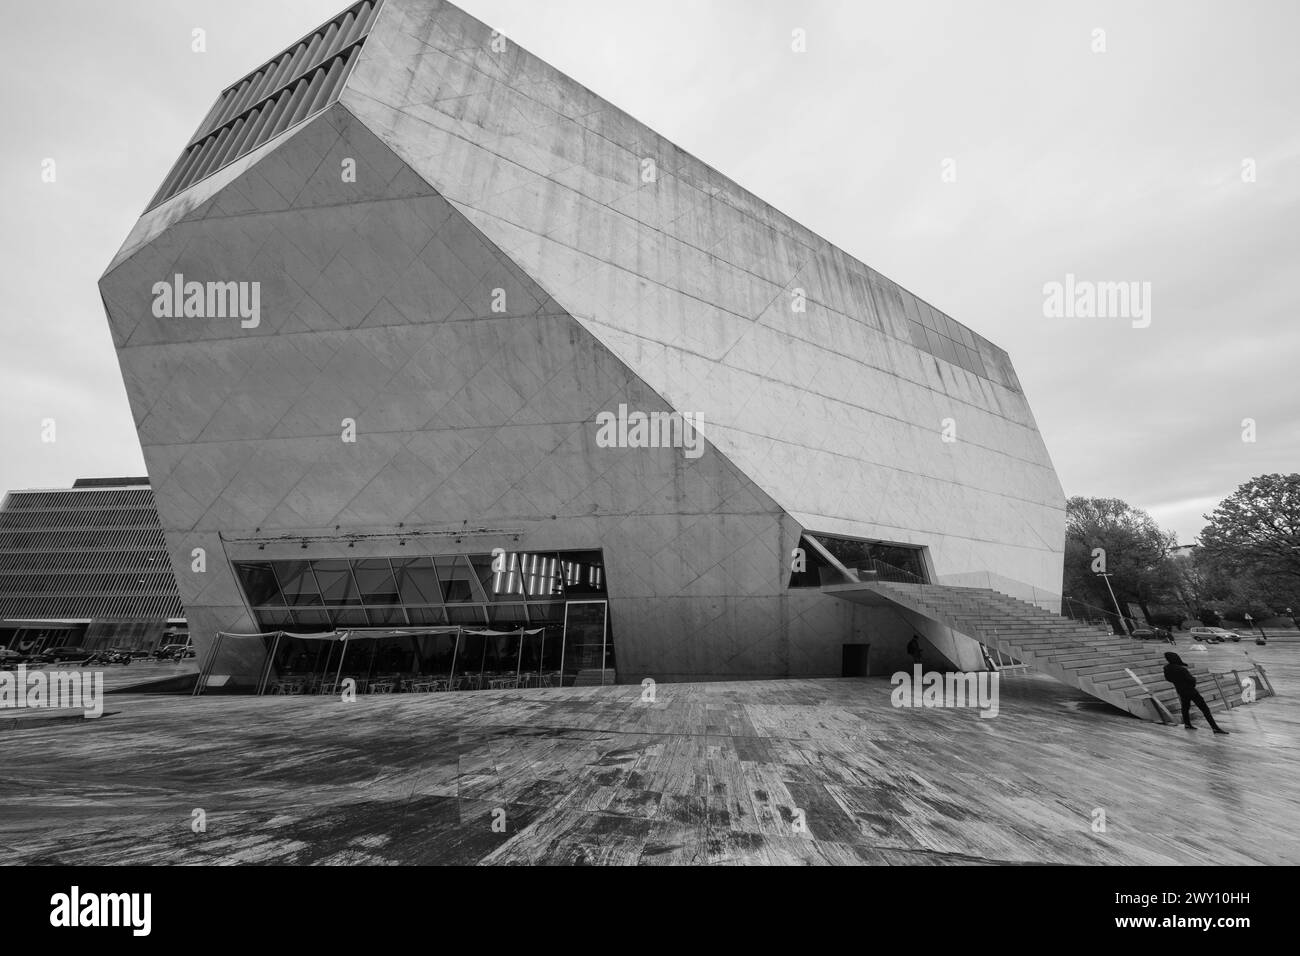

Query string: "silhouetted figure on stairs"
[1163, 652, 1228, 734]
[907, 634, 924, 667]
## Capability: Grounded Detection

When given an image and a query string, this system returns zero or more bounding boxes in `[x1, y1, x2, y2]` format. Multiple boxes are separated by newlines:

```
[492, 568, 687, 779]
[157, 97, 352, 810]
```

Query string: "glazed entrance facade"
[226, 550, 615, 689]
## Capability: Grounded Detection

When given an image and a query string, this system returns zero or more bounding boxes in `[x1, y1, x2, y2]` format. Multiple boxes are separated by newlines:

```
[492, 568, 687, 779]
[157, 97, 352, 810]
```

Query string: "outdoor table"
[319, 677, 368, 693]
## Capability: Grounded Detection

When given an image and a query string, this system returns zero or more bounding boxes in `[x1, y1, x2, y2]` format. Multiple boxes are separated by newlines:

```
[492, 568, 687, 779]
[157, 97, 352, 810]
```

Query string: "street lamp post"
[1244, 612, 1260, 645]
[1096, 572, 1129, 635]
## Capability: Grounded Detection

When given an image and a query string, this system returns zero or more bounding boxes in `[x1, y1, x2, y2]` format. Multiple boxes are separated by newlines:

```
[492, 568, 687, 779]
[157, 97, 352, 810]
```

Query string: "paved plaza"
[1, 643, 1295, 865]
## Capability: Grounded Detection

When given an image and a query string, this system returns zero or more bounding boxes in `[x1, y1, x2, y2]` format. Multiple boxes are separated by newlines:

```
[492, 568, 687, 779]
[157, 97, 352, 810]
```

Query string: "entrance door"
[560, 600, 608, 686]
[841, 643, 869, 677]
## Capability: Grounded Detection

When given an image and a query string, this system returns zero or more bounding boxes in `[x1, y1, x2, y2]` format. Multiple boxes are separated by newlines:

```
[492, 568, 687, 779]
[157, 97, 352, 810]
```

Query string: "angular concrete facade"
[100, 0, 1064, 688]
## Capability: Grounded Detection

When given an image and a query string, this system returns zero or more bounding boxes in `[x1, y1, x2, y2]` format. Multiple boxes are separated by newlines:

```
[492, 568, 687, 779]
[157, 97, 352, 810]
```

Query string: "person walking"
[1163, 652, 1228, 734]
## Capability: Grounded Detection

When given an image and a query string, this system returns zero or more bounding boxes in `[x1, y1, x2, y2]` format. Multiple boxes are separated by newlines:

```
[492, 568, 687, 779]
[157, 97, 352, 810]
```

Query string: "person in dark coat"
[907, 634, 923, 667]
[1163, 652, 1228, 734]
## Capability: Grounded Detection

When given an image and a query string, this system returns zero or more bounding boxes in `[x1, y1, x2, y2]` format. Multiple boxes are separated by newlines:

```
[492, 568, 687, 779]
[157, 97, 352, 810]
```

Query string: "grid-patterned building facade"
[0, 478, 185, 653]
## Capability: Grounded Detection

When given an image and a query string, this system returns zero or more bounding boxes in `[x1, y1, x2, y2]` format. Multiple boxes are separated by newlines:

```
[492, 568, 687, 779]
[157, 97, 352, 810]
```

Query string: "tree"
[1199, 474, 1300, 610]
[1168, 548, 1211, 612]
[1063, 497, 1178, 618]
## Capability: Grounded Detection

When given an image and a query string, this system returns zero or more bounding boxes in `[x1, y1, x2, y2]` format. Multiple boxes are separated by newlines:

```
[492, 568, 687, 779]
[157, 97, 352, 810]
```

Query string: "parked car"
[40, 646, 97, 664]
[1131, 627, 1174, 643]
[1188, 626, 1241, 644]
[0, 647, 24, 669]
[103, 648, 149, 664]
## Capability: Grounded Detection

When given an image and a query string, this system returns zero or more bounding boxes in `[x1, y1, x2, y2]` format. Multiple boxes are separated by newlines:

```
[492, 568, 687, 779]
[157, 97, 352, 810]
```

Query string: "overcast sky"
[1, 0, 1296, 544]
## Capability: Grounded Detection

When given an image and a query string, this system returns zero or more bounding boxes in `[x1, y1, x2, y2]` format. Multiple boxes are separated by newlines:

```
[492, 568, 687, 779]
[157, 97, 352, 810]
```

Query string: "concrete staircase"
[863, 580, 1240, 723]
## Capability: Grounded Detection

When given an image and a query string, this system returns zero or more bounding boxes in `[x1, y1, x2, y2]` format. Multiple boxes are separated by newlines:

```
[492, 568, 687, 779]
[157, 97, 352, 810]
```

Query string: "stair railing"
[851, 558, 928, 586]
[1060, 594, 1130, 636]
[1124, 667, 1175, 724]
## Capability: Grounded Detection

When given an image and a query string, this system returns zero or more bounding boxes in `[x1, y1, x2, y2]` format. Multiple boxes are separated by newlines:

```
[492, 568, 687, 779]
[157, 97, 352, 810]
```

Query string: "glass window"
[331, 607, 370, 628]
[537, 624, 563, 676]
[526, 602, 565, 626]
[907, 321, 926, 349]
[435, 556, 479, 603]
[245, 553, 609, 678]
[468, 553, 506, 602]
[489, 551, 528, 599]
[446, 604, 487, 625]
[275, 561, 322, 606]
[937, 311, 960, 342]
[393, 558, 440, 604]
[457, 631, 487, 678]
[561, 601, 608, 685]
[353, 559, 399, 604]
[787, 536, 844, 587]
[808, 533, 927, 583]
[406, 606, 447, 626]
[292, 608, 331, 631]
[918, 301, 937, 330]
[873, 544, 928, 579]
[558, 550, 605, 595]
[236, 562, 283, 606]
[418, 632, 457, 674]
[515, 552, 562, 599]
[518, 627, 544, 675]
[489, 603, 528, 625]
[922, 325, 943, 356]
[937, 334, 959, 366]
[366, 606, 407, 626]
[313, 560, 359, 605]
[902, 294, 924, 329]
[254, 608, 295, 631]
[483, 630, 520, 674]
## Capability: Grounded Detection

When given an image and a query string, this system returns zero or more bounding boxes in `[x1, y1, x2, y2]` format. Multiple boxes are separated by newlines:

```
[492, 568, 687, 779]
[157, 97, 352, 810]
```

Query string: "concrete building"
[98, 0, 1066, 692]
[0, 478, 186, 655]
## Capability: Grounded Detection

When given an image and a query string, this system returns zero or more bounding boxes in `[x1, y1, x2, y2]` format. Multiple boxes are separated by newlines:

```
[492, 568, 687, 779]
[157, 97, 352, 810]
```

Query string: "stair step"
[1063, 657, 1167, 670]
[971, 633, 1129, 649]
